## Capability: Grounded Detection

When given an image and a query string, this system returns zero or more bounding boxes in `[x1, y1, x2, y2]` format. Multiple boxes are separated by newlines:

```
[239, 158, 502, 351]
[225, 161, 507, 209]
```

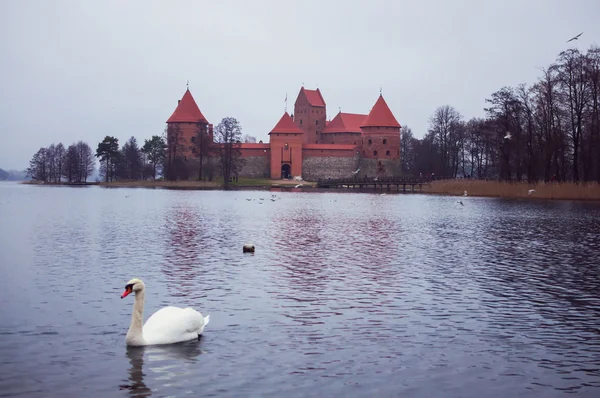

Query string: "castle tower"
[293, 87, 326, 144]
[166, 89, 212, 162]
[360, 94, 401, 161]
[268, 112, 303, 179]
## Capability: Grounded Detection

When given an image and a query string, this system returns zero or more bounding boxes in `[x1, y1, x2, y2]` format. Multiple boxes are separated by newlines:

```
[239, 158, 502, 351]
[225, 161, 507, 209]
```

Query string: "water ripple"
[0, 185, 599, 397]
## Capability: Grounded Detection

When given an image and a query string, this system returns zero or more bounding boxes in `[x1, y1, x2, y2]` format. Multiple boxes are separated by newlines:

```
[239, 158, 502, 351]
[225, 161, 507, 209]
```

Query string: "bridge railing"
[317, 176, 436, 185]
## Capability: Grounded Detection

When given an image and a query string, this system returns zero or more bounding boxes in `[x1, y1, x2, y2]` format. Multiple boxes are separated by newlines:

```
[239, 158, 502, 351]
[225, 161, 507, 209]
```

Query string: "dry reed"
[422, 179, 600, 201]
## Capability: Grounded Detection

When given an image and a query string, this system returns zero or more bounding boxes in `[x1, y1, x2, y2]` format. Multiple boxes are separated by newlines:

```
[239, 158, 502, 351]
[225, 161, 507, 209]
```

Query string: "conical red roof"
[166, 89, 208, 123]
[360, 95, 401, 128]
[269, 112, 302, 134]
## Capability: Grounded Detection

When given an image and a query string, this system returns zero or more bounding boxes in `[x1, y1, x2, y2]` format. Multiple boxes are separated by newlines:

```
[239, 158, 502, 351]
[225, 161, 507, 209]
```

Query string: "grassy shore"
[97, 177, 316, 189]
[422, 179, 600, 201]
[22, 178, 316, 189]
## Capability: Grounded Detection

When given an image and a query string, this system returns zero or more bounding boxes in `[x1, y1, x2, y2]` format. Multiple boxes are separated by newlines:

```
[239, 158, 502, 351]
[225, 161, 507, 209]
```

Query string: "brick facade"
[166, 86, 403, 181]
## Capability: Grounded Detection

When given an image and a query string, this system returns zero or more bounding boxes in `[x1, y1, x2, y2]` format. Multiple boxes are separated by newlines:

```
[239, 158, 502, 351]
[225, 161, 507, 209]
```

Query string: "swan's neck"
[126, 290, 145, 345]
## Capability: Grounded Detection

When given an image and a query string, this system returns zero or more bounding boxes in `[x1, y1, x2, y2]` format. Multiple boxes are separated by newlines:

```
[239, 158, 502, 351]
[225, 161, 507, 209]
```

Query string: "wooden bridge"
[316, 176, 432, 192]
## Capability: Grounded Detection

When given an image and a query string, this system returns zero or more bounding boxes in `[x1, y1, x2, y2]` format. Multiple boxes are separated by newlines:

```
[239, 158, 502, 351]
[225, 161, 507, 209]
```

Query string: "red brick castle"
[166, 86, 403, 180]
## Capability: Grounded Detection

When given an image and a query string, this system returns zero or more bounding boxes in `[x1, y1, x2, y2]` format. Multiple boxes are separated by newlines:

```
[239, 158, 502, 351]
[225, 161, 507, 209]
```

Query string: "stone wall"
[302, 154, 361, 181]
[355, 157, 402, 178]
[180, 156, 269, 179]
[237, 156, 270, 178]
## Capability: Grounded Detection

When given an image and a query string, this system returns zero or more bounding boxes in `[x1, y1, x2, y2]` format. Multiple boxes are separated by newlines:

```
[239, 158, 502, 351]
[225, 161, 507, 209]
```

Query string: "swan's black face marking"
[121, 283, 134, 299]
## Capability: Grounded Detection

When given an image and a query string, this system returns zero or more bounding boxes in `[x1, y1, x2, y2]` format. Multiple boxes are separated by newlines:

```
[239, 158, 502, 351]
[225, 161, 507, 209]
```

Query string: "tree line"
[26, 135, 167, 183]
[26, 116, 253, 186]
[401, 46, 600, 183]
[27, 141, 95, 183]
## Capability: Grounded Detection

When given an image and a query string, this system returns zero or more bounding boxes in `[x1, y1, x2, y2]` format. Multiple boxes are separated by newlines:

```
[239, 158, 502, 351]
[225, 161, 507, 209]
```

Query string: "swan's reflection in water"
[121, 347, 151, 397]
[121, 340, 205, 397]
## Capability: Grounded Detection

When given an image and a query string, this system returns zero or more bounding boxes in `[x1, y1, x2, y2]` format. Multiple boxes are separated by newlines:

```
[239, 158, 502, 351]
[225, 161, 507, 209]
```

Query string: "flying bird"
[567, 32, 583, 43]
[504, 132, 512, 140]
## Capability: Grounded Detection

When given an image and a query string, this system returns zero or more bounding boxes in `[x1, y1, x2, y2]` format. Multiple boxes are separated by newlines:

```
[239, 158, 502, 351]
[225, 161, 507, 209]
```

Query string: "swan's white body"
[122, 278, 210, 346]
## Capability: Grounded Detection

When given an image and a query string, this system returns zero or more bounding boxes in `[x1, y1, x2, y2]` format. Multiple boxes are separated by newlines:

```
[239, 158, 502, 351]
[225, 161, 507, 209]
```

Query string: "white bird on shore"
[463, 190, 468, 196]
[528, 189, 536, 195]
[295, 184, 303, 188]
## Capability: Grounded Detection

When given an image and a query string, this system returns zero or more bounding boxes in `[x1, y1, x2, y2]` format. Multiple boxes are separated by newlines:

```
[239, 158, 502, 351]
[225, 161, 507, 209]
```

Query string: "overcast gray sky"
[1, 0, 598, 170]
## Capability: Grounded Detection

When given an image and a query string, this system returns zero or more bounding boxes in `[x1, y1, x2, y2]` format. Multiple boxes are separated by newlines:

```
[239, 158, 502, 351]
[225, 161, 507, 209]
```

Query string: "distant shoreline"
[421, 179, 600, 201]
[20, 178, 316, 190]
[19, 179, 600, 201]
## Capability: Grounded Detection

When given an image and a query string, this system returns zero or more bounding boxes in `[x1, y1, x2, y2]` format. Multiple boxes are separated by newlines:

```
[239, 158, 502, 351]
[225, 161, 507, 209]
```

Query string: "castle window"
[316, 120, 318, 125]
[284, 142, 289, 150]
[373, 150, 378, 156]
[191, 136, 196, 143]
[300, 120, 303, 125]
[383, 139, 387, 144]
[368, 139, 372, 145]
[386, 150, 390, 156]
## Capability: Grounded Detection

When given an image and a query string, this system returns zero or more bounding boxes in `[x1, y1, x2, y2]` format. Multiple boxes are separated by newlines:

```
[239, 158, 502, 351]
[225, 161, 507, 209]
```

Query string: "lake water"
[0, 181, 599, 397]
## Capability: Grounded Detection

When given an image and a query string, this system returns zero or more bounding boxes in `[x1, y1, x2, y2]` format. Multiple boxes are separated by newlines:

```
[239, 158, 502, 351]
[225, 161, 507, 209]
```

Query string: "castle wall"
[320, 132, 361, 145]
[354, 157, 403, 178]
[301, 152, 360, 181]
[237, 144, 270, 178]
[360, 126, 401, 160]
[237, 156, 270, 178]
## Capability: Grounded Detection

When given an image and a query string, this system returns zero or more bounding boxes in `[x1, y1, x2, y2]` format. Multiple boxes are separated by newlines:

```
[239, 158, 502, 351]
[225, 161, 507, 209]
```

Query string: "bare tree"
[26, 148, 49, 181]
[242, 134, 257, 143]
[400, 126, 415, 174]
[165, 124, 186, 180]
[586, 46, 600, 182]
[76, 141, 95, 182]
[192, 123, 212, 180]
[556, 49, 590, 182]
[214, 117, 243, 187]
[428, 105, 463, 177]
[54, 143, 65, 182]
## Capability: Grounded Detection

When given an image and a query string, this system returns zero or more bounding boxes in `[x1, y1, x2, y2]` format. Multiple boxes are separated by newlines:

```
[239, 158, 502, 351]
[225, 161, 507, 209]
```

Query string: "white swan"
[120, 278, 210, 346]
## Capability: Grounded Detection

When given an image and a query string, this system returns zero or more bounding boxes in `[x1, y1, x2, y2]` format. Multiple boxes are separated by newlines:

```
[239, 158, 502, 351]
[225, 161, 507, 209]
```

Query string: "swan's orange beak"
[121, 287, 132, 299]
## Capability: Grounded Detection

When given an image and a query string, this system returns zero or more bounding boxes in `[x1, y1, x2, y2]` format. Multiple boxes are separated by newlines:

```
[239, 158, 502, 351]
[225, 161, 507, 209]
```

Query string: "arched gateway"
[281, 164, 291, 179]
